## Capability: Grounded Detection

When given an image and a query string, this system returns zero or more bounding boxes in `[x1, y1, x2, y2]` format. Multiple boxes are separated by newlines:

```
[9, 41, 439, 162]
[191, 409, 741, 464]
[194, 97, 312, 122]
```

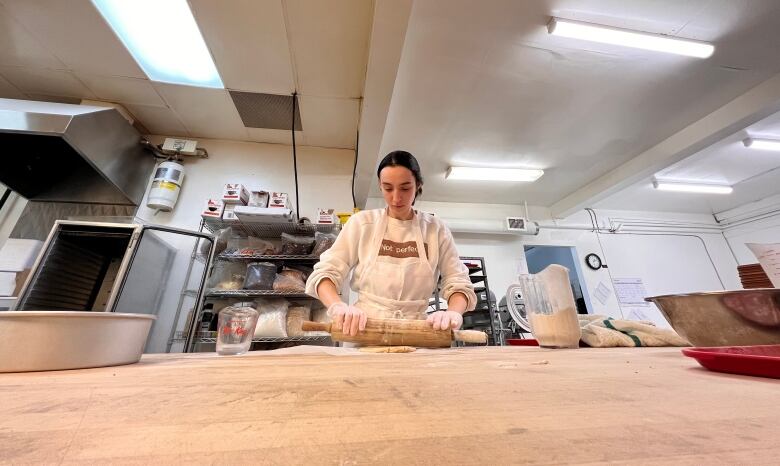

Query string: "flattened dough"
[358, 346, 417, 353]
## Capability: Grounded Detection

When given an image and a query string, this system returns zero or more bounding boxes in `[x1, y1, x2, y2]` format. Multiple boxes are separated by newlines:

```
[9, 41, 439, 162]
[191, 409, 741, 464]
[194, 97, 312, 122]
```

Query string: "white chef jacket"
[305, 208, 477, 319]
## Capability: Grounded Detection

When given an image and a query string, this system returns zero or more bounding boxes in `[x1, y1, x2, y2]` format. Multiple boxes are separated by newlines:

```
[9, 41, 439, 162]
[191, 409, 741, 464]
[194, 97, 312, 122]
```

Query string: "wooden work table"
[1, 346, 778, 464]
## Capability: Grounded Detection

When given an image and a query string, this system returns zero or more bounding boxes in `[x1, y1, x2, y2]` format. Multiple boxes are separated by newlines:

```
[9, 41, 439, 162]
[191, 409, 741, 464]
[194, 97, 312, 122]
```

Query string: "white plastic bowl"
[0, 311, 156, 373]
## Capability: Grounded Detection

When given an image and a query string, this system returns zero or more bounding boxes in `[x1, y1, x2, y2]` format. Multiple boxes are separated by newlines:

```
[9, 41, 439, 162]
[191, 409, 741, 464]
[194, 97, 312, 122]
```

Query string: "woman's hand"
[426, 310, 463, 331]
[327, 302, 368, 337]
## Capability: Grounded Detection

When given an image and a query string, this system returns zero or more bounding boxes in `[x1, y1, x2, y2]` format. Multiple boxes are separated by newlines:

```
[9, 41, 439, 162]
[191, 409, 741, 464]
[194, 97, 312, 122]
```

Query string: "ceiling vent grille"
[228, 91, 302, 130]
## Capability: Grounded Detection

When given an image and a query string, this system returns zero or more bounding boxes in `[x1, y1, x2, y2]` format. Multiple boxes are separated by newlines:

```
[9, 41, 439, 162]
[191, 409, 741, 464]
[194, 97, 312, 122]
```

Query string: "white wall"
[719, 194, 780, 265]
[726, 217, 780, 264]
[135, 136, 355, 228]
[367, 197, 741, 325]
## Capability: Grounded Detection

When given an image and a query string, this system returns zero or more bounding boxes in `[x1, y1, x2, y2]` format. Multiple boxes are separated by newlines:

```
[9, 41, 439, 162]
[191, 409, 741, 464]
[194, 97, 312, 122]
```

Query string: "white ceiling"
[0, 0, 372, 149]
[368, 0, 780, 212]
[3, 0, 780, 216]
[595, 109, 780, 214]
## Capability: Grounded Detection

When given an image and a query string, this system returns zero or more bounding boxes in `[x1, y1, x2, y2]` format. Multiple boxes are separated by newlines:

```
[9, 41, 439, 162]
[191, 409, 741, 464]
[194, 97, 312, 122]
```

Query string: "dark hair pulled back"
[376, 150, 423, 202]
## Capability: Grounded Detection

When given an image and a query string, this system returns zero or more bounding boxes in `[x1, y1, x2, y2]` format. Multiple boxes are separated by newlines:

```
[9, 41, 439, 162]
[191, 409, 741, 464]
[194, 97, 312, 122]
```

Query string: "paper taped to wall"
[612, 278, 651, 307]
[746, 243, 780, 287]
[593, 281, 611, 306]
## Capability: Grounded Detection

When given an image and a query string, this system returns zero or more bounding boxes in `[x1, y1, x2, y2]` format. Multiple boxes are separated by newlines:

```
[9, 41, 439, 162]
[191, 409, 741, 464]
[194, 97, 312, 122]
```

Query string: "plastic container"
[682, 345, 780, 379]
[216, 302, 259, 356]
[243, 262, 277, 290]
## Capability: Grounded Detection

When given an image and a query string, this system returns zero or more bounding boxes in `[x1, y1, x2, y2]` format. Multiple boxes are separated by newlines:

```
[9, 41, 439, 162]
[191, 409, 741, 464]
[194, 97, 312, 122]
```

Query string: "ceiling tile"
[190, 0, 295, 94]
[246, 128, 300, 145]
[76, 74, 166, 107]
[285, 0, 373, 98]
[0, 4, 66, 69]
[125, 104, 190, 137]
[299, 95, 359, 149]
[0, 74, 25, 99]
[154, 83, 248, 141]
[0, 66, 95, 99]
[0, 0, 144, 78]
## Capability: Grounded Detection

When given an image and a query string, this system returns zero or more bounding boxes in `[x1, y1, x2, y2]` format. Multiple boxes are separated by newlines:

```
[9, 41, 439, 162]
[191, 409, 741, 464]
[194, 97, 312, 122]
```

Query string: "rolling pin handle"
[301, 321, 331, 332]
[453, 330, 488, 344]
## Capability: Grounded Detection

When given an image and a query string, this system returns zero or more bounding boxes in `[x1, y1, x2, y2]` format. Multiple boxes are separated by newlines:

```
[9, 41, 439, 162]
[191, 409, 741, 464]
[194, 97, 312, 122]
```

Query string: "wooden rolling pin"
[301, 318, 488, 348]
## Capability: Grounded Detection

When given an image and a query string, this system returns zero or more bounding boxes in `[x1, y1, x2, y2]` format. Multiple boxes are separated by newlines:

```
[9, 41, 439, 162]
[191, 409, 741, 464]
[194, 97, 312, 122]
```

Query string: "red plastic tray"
[682, 345, 780, 379]
[506, 338, 539, 346]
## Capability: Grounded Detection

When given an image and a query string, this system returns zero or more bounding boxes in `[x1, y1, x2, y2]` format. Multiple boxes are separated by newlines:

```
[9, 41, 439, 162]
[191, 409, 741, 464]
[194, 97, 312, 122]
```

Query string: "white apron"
[354, 209, 435, 321]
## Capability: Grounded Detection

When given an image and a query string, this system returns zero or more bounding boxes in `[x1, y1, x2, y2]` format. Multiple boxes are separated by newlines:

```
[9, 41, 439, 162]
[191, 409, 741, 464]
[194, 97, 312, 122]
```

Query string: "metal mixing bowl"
[646, 289, 780, 347]
[0, 311, 155, 372]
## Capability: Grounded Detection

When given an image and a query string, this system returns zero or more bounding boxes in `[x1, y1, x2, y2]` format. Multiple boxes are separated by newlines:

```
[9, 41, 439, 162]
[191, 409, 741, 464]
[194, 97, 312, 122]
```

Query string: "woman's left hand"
[426, 310, 463, 331]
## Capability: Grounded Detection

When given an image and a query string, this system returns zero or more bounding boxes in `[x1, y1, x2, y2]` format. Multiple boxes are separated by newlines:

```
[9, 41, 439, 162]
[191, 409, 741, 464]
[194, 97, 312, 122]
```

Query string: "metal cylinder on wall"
[147, 160, 185, 212]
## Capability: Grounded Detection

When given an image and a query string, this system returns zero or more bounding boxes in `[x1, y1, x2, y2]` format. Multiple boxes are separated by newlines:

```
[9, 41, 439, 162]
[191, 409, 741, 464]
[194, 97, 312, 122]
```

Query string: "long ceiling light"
[92, 0, 224, 88]
[548, 18, 715, 59]
[446, 166, 544, 182]
[743, 137, 780, 151]
[653, 180, 732, 194]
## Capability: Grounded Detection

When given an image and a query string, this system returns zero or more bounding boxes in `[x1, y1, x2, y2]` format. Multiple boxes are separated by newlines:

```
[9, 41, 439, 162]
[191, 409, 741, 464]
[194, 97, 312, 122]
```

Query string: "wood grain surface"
[1, 347, 779, 465]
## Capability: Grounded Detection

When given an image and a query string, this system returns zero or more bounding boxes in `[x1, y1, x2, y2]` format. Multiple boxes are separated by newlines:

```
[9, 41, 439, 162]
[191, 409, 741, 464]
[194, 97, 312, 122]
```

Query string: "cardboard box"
[0, 239, 43, 272]
[234, 206, 295, 224]
[221, 184, 249, 205]
[222, 204, 239, 223]
[269, 192, 290, 209]
[248, 190, 269, 208]
[317, 208, 337, 224]
[201, 199, 224, 219]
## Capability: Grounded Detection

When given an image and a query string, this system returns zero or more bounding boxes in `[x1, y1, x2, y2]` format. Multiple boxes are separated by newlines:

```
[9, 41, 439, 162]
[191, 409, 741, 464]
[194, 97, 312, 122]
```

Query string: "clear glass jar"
[216, 302, 259, 355]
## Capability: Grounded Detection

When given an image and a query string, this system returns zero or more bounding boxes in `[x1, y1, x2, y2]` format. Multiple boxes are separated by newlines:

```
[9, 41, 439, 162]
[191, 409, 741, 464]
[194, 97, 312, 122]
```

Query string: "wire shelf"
[205, 290, 313, 299]
[203, 219, 340, 238]
[218, 253, 321, 261]
[199, 336, 332, 344]
[172, 331, 331, 344]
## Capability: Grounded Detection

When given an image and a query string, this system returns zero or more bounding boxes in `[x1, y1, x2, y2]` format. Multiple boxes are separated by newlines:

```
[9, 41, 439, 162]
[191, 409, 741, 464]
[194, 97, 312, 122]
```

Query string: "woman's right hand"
[327, 302, 367, 337]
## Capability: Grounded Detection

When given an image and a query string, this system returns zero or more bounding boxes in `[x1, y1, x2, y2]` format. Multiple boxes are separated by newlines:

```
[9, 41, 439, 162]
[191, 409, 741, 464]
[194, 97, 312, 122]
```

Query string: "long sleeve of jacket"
[305, 215, 361, 299]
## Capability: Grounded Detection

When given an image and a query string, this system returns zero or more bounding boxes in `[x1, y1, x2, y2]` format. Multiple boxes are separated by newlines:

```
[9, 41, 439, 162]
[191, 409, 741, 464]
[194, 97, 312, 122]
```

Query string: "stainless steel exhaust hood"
[0, 98, 154, 205]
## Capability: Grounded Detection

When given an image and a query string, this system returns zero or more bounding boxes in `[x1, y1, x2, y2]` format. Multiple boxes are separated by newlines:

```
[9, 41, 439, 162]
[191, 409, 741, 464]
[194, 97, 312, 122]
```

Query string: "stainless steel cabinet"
[14, 221, 215, 353]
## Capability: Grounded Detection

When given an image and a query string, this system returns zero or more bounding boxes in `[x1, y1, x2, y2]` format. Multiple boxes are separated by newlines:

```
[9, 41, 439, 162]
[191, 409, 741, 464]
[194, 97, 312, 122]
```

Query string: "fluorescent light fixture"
[92, 0, 223, 88]
[653, 180, 732, 194]
[446, 166, 544, 182]
[548, 18, 714, 58]
[743, 137, 780, 151]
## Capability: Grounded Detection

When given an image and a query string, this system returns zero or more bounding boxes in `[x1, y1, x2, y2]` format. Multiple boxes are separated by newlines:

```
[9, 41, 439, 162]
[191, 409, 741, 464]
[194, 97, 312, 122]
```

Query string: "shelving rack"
[430, 256, 502, 346]
[459, 256, 501, 346]
[173, 331, 330, 345]
[179, 219, 341, 352]
[203, 219, 339, 238]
